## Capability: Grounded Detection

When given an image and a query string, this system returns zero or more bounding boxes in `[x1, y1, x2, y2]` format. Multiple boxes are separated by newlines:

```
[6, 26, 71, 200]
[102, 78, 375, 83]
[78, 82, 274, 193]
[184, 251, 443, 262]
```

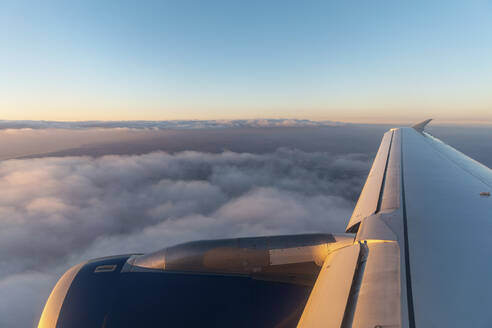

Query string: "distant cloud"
[0, 149, 369, 327]
[0, 119, 347, 130]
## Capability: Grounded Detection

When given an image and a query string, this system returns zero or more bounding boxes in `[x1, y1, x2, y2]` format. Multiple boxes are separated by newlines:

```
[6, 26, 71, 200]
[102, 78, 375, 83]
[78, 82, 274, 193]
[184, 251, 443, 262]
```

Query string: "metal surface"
[402, 127, 492, 327]
[126, 233, 355, 286]
[347, 130, 394, 231]
[348, 126, 492, 327]
[423, 131, 492, 186]
[346, 128, 407, 327]
[38, 262, 87, 328]
[352, 241, 401, 328]
[380, 129, 401, 211]
[297, 244, 361, 328]
[411, 119, 432, 133]
[40, 255, 311, 328]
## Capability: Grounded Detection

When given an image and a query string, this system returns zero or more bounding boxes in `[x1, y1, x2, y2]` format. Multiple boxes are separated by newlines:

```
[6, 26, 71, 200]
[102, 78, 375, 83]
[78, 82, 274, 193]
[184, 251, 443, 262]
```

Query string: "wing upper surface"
[302, 125, 492, 327]
[339, 126, 492, 327]
[402, 127, 492, 327]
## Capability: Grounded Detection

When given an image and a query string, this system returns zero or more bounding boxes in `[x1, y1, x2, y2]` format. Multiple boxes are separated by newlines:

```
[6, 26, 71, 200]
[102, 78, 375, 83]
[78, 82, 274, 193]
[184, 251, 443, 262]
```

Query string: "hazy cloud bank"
[0, 119, 346, 131]
[0, 148, 369, 327]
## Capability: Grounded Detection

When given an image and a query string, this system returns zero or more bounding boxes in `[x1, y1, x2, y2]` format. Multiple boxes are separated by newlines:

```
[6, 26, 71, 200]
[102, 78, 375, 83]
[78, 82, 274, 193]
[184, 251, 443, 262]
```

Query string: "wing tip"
[412, 119, 432, 132]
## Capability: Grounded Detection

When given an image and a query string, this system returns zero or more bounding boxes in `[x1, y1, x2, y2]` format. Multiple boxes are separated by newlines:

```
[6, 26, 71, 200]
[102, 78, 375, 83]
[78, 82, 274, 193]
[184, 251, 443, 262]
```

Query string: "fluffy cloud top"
[0, 149, 369, 327]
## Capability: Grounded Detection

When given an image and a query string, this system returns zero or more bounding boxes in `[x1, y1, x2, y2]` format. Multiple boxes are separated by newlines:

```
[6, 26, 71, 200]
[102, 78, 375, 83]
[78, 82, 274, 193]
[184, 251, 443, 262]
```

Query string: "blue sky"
[1, 0, 491, 123]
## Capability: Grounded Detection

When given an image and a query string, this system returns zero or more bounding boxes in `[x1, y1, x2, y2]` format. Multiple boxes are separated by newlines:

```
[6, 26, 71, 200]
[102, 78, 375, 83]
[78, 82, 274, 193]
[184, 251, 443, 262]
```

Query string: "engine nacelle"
[38, 233, 354, 328]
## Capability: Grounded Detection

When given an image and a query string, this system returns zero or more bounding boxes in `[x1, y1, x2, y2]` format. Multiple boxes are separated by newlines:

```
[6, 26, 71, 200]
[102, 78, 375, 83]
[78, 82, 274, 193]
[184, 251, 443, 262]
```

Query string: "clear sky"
[1, 0, 491, 123]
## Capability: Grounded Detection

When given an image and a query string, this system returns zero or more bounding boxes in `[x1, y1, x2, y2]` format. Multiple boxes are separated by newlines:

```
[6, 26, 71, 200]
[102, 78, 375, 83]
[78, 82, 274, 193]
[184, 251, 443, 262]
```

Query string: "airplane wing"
[39, 121, 492, 327]
[300, 120, 492, 328]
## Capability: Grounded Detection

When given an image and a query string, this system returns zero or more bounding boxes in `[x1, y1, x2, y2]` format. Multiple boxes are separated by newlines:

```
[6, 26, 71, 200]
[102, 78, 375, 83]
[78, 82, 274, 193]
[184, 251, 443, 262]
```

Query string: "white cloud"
[0, 149, 369, 327]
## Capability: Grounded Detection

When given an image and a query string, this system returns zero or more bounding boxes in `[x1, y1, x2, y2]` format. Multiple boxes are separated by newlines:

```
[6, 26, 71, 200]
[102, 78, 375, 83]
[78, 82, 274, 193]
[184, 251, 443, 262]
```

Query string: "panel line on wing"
[340, 241, 368, 328]
[400, 130, 416, 328]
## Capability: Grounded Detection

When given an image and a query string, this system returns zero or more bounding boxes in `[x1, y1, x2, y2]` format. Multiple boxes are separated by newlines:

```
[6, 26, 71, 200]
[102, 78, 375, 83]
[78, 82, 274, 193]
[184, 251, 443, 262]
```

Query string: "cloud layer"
[0, 149, 369, 327]
[0, 119, 346, 130]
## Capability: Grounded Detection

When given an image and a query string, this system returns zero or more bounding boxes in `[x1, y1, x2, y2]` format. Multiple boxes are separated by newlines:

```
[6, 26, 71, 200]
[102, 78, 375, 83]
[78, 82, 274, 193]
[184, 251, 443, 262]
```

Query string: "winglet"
[412, 119, 432, 132]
